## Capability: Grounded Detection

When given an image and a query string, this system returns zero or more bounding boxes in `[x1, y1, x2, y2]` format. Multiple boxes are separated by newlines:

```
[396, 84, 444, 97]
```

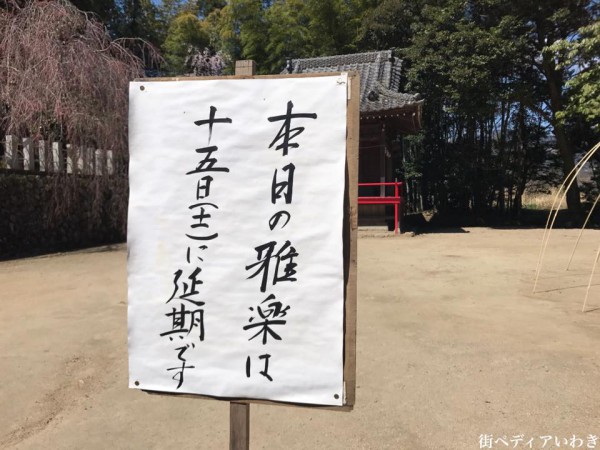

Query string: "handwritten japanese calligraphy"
[128, 75, 348, 406]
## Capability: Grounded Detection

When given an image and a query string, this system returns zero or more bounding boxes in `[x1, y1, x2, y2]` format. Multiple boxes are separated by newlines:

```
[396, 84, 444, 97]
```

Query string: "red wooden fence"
[358, 181, 403, 234]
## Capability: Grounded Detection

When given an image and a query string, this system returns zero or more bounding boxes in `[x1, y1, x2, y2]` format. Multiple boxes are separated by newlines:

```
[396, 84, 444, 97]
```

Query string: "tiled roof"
[282, 50, 423, 116]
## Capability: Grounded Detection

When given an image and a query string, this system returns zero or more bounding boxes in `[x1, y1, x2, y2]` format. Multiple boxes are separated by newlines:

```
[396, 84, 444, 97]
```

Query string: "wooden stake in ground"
[226, 60, 257, 450]
[230, 402, 250, 450]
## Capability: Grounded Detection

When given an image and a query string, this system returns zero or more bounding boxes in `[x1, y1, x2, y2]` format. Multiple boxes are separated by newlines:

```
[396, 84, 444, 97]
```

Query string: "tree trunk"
[542, 55, 581, 213]
[554, 121, 581, 212]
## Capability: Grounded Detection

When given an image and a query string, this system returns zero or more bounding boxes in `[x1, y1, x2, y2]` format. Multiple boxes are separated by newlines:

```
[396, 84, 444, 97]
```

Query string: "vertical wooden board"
[66, 144, 73, 174]
[5, 135, 18, 169]
[234, 60, 256, 76]
[95, 149, 103, 176]
[76, 146, 84, 173]
[229, 60, 256, 450]
[52, 142, 62, 172]
[379, 125, 386, 197]
[106, 150, 114, 175]
[22, 137, 32, 170]
[38, 140, 46, 172]
[86, 148, 94, 174]
[343, 72, 359, 407]
[230, 402, 250, 450]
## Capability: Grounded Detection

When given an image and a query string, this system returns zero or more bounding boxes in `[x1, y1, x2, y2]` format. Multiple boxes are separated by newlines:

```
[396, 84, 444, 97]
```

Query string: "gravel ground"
[1, 227, 599, 450]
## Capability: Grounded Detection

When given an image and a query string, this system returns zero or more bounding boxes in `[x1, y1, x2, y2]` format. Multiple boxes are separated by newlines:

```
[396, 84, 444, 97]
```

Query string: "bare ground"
[1, 228, 600, 449]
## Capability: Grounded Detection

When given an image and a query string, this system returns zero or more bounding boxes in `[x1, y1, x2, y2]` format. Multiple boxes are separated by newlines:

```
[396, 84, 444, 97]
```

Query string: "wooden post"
[394, 179, 399, 235]
[226, 60, 256, 450]
[66, 144, 73, 174]
[76, 146, 84, 173]
[22, 137, 32, 171]
[51, 141, 62, 172]
[39, 140, 46, 172]
[95, 149, 103, 176]
[86, 148, 94, 174]
[235, 60, 256, 77]
[106, 150, 114, 175]
[343, 71, 359, 407]
[379, 124, 385, 197]
[230, 402, 250, 450]
[5, 135, 18, 169]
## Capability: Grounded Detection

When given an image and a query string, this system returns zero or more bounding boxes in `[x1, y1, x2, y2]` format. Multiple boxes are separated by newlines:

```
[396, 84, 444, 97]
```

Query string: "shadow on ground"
[401, 205, 600, 235]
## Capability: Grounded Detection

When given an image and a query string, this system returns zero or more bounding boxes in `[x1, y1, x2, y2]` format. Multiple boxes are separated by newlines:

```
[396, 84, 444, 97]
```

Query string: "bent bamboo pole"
[582, 241, 600, 313]
[566, 193, 600, 270]
[533, 142, 600, 293]
[533, 151, 590, 288]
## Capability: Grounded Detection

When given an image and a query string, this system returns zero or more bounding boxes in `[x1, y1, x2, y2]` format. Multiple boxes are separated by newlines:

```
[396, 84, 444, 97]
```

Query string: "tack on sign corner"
[127, 74, 355, 408]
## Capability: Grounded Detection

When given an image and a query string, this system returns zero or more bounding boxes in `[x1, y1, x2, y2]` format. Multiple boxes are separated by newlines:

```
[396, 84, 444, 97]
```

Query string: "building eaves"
[281, 50, 422, 116]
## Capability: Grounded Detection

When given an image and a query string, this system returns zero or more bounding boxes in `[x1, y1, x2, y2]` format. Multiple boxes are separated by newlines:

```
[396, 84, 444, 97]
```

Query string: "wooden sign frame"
[133, 68, 358, 413]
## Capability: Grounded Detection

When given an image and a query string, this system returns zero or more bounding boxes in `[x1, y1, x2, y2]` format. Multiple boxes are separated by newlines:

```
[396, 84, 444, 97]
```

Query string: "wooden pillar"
[379, 123, 386, 197]
[66, 144, 73, 174]
[227, 60, 256, 450]
[38, 140, 47, 172]
[86, 148, 94, 174]
[51, 142, 62, 173]
[76, 146, 84, 173]
[95, 149, 103, 176]
[344, 71, 359, 404]
[230, 402, 250, 450]
[22, 137, 32, 170]
[106, 150, 114, 175]
[5, 135, 18, 169]
[235, 60, 256, 76]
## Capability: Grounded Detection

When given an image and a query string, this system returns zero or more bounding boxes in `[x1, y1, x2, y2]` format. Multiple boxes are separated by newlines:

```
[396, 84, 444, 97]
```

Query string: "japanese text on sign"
[128, 75, 348, 406]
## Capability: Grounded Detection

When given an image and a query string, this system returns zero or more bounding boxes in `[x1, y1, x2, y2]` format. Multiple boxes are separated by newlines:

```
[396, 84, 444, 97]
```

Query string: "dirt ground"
[1, 227, 600, 450]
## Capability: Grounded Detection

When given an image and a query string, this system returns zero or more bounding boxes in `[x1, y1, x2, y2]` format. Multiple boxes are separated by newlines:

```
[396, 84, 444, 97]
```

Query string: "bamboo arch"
[533, 141, 600, 312]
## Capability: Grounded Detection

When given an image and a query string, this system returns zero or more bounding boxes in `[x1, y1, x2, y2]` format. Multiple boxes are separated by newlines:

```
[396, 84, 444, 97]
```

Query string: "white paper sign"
[128, 75, 347, 406]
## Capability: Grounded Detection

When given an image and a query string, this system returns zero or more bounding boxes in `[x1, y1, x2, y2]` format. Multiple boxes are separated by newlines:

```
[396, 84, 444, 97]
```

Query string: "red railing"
[358, 181, 403, 234]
